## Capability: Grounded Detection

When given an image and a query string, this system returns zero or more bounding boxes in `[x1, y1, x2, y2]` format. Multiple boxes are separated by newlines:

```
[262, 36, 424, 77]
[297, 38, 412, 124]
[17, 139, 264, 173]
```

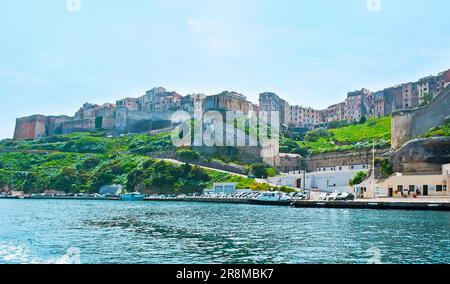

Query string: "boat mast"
[371, 139, 375, 198]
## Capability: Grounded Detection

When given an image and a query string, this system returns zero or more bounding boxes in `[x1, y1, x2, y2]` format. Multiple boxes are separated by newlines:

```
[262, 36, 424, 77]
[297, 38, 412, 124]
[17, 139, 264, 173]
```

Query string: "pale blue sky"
[1, 0, 450, 139]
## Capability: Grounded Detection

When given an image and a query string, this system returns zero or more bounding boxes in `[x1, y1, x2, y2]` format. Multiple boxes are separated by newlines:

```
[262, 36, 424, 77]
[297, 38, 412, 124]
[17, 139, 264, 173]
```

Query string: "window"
[436, 185, 443, 192]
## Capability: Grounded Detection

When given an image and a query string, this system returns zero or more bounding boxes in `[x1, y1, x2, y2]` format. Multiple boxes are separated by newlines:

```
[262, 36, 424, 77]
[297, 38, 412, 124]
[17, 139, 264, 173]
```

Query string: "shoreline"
[2, 195, 450, 211]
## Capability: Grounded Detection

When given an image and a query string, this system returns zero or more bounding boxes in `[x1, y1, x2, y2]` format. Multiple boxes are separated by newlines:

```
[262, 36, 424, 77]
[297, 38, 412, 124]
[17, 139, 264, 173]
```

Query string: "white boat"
[119, 192, 145, 201]
[253, 191, 291, 202]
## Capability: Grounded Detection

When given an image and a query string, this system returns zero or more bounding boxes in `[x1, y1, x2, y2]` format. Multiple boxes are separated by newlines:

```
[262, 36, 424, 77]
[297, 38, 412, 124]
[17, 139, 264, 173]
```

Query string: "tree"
[359, 116, 367, 124]
[176, 148, 200, 161]
[350, 171, 368, 186]
[304, 128, 334, 142]
[250, 163, 269, 179]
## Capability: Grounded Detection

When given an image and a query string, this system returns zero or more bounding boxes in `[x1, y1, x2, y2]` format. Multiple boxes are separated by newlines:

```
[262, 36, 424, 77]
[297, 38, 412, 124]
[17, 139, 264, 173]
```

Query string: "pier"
[291, 199, 450, 211]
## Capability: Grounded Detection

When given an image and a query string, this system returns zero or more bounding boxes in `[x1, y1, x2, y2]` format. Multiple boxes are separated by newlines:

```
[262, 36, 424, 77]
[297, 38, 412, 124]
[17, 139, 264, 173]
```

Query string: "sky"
[1, 0, 450, 139]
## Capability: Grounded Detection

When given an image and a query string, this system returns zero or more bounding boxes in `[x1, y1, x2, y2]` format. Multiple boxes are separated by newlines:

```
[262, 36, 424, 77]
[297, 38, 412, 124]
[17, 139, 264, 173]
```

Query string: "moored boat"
[248, 191, 292, 206]
[119, 192, 145, 201]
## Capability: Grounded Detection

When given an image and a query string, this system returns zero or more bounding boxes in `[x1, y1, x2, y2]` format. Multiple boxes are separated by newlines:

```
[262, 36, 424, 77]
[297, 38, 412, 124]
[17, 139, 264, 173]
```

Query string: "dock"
[144, 197, 292, 206]
[291, 200, 450, 211]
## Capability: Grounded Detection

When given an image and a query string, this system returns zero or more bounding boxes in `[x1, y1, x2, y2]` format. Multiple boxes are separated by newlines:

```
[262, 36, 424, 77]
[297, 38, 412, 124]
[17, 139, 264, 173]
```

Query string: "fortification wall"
[308, 149, 391, 172]
[392, 85, 450, 148]
[13, 115, 48, 140]
[46, 116, 73, 136]
[115, 109, 173, 133]
[61, 119, 94, 134]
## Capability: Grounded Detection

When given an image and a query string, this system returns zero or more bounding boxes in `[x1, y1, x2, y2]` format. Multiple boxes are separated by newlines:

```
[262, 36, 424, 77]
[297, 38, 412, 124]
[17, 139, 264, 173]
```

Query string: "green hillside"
[281, 116, 392, 154]
[0, 132, 260, 194]
[421, 119, 450, 138]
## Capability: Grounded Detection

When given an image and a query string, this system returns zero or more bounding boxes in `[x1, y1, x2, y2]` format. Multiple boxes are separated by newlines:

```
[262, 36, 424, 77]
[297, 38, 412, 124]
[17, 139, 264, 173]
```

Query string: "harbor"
[1, 197, 449, 264]
[2, 193, 450, 211]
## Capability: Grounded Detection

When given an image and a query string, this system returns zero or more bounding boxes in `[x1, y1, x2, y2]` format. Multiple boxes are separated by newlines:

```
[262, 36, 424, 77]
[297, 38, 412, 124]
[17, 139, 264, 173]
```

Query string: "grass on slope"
[297, 116, 392, 154]
[421, 119, 450, 138]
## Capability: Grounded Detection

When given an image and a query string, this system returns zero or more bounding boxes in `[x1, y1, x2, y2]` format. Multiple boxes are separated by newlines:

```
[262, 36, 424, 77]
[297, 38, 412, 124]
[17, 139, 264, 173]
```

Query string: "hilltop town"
[2, 68, 450, 200]
[14, 70, 450, 176]
[14, 69, 450, 141]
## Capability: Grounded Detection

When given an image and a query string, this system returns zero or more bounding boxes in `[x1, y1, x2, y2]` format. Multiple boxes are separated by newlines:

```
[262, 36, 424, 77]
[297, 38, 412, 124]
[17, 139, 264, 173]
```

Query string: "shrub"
[304, 128, 334, 142]
[350, 171, 368, 186]
[176, 148, 200, 161]
[250, 163, 269, 179]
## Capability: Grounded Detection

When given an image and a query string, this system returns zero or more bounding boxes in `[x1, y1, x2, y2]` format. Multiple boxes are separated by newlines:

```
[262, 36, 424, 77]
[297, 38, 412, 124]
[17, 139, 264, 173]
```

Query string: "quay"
[144, 197, 291, 206]
[145, 197, 450, 211]
[2, 195, 450, 211]
[291, 199, 450, 211]
[0, 195, 119, 201]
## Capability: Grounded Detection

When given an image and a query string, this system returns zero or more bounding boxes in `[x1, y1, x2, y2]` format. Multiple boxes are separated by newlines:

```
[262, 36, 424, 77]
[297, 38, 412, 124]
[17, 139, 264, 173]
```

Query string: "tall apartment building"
[401, 82, 418, 110]
[116, 97, 140, 111]
[345, 88, 372, 122]
[138, 87, 167, 111]
[181, 94, 206, 113]
[324, 102, 346, 123]
[373, 91, 385, 118]
[259, 92, 290, 125]
[437, 69, 450, 92]
[289, 105, 323, 129]
[417, 76, 438, 106]
[149, 91, 183, 112]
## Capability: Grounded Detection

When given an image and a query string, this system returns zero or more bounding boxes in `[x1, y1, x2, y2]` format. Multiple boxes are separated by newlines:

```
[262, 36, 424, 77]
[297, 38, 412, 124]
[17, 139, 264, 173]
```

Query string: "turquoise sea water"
[0, 199, 449, 264]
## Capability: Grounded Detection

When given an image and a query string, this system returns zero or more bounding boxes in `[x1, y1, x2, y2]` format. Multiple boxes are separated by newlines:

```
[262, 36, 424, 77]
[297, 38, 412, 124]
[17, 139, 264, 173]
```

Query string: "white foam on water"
[0, 243, 81, 264]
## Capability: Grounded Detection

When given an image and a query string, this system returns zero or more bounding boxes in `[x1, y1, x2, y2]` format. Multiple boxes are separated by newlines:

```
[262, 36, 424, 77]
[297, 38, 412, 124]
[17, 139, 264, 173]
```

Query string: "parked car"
[327, 192, 340, 201]
[318, 193, 330, 200]
[296, 192, 309, 200]
[336, 192, 355, 201]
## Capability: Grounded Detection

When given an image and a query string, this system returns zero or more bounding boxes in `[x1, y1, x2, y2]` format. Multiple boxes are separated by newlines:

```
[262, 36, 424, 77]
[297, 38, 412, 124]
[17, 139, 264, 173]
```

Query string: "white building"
[268, 164, 370, 193]
[357, 164, 450, 199]
[203, 183, 238, 194]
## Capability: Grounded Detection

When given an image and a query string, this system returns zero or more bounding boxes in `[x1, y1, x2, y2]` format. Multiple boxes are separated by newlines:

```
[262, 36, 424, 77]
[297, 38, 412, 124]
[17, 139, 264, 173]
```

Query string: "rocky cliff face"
[391, 137, 450, 174]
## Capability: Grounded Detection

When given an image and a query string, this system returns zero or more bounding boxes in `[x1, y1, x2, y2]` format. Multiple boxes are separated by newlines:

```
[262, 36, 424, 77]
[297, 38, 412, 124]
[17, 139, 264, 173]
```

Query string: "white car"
[318, 193, 330, 200]
[327, 192, 340, 201]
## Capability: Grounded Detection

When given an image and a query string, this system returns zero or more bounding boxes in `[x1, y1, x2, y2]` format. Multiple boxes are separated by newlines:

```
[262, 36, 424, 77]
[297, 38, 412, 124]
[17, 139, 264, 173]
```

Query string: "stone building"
[401, 82, 418, 110]
[138, 87, 167, 111]
[259, 92, 290, 126]
[382, 85, 403, 115]
[204, 91, 254, 113]
[361, 164, 450, 198]
[289, 105, 323, 129]
[148, 91, 182, 112]
[116, 97, 139, 111]
[345, 88, 372, 122]
[372, 91, 385, 117]
[180, 94, 206, 113]
[417, 76, 438, 106]
[437, 69, 450, 93]
[324, 102, 346, 123]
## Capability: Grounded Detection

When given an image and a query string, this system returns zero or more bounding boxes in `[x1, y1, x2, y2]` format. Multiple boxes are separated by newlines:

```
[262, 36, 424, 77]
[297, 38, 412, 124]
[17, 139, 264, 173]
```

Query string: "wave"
[0, 243, 81, 264]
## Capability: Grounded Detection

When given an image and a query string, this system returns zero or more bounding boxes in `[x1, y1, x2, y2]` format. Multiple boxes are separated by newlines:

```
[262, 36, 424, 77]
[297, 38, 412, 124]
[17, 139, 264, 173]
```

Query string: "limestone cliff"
[391, 137, 450, 174]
